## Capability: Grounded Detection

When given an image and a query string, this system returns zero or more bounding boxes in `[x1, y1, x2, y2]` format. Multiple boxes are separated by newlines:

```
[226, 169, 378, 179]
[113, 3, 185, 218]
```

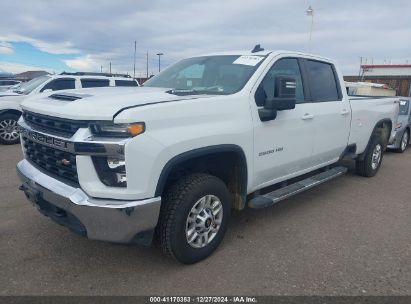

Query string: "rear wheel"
[396, 130, 409, 153]
[356, 137, 384, 177]
[0, 113, 20, 145]
[158, 173, 231, 264]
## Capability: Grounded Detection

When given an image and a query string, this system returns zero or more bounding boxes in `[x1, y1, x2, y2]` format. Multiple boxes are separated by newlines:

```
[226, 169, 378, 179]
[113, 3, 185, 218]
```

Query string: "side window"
[40, 78, 75, 92]
[257, 58, 305, 106]
[81, 79, 110, 88]
[115, 80, 138, 87]
[399, 100, 409, 115]
[305, 60, 340, 102]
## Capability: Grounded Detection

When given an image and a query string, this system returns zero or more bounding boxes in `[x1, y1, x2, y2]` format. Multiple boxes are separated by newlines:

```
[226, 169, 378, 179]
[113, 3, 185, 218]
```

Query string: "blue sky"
[0, 42, 78, 73]
[0, 0, 410, 76]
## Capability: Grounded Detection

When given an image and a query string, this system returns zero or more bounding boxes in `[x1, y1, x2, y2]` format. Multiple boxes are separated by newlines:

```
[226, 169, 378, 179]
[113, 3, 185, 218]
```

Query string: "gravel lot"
[1, 144, 410, 296]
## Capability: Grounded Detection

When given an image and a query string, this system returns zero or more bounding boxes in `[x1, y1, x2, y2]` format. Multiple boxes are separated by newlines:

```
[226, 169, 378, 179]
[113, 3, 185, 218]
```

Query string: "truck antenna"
[251, 44, 264, 53]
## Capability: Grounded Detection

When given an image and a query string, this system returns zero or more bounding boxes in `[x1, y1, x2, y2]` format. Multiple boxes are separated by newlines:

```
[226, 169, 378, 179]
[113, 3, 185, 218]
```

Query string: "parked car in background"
[388, 98, 411, 153]
[0, 73, 139, 145]
[0, 79, 21, 92]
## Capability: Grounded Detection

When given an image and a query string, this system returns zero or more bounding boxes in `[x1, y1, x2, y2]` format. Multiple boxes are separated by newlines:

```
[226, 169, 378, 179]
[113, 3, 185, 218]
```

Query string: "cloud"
[0, 61, 53, 74]
[63, 55, 100, 71]
[0, 42, 13, 54]
[0, 0, 410, 75]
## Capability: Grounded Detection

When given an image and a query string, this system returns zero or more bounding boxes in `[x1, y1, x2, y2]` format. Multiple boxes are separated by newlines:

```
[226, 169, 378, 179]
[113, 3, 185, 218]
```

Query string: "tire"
[158, 173, 231, 264]
[356, 136, 384, 177]
[0, 113, 21, 145]
[396, 130, 409, 153]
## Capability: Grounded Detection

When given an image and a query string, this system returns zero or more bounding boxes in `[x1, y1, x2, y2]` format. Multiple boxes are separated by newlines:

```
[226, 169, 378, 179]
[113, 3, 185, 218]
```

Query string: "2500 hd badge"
[258, 147, 284, 157]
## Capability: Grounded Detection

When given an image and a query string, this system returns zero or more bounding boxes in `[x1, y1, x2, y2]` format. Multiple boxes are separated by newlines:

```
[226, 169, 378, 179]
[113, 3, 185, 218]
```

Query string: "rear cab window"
[305, 60, 341, 102]
[115, 80, 138, 87]
[81, 79, 110, 88]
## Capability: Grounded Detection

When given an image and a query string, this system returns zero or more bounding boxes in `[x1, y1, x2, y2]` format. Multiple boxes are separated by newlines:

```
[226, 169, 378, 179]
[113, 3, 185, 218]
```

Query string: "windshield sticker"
[233, 55, 264, 66]
[400, 100, 407, 105]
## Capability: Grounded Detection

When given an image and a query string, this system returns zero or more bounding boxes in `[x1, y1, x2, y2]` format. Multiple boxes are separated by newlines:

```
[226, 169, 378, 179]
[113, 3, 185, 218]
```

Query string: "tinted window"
[115, 80, 138, 87]
[40, 78, 75, 92]
[81, 79, 110, 88]
[0, 80, 19, 85]
[257, 58, 305, 105]
[399, 100, 409, 115]
[306, 60, 340, 102]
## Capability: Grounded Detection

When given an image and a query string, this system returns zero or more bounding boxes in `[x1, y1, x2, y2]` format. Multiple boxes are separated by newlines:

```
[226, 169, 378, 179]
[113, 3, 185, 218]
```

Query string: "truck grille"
[22, 136, 79, 185]
[22, 112, 89, 137]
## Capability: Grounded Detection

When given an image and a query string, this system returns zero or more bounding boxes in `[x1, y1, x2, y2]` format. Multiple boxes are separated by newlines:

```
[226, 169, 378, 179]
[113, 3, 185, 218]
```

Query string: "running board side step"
[248, 166, 348, 209]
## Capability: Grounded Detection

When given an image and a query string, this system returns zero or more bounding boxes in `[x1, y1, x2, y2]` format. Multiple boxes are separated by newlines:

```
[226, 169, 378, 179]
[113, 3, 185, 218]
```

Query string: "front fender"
[0, 97, 23, 113]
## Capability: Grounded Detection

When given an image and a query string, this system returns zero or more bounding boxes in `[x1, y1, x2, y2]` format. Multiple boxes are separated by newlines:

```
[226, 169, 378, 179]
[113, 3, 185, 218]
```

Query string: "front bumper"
[17, 159, 161, 245]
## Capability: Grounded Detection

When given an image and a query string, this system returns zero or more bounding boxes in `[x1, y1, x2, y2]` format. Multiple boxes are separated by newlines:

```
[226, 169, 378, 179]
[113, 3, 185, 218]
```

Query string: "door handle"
[340, 109, 350, 116]
[301, 113, 314, 120]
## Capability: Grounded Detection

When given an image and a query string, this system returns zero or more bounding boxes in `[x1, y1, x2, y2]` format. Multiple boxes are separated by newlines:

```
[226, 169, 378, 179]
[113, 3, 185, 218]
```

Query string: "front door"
[252, 57, 316, 190]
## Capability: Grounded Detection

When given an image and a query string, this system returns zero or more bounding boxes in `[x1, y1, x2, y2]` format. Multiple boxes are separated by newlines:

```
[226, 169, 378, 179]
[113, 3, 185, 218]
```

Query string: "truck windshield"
[144, 55, 266, 95]
[399, 100, 409, 115]
[14, 76, 50, 95]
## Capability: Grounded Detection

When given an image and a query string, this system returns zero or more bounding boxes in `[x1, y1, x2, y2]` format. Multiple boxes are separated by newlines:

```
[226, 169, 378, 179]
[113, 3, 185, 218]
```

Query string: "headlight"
[92, 156, 127, 187]
[90, 122, 145, 138]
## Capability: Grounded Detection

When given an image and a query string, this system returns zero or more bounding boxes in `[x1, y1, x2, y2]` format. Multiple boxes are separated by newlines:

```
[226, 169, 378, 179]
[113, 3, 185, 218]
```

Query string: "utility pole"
[146, 51, 149, 78]
[133, 41, 136, 79]
[100, 65, 103, 73]
[306, 6, 314, 52]
[109, 62, 112, 74]
[358, 56, 363, 77]
[156, 53, 164, 73]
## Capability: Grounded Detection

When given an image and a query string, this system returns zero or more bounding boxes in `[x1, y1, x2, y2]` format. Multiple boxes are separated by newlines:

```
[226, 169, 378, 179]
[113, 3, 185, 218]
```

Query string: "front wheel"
[356, 137, 384, 177]
[0, 113, 21, 145]
[158, 173, 231, 264]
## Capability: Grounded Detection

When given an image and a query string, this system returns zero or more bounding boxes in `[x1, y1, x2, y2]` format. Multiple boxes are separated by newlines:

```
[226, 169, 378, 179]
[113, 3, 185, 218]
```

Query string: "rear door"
[302, 59, 351, 164]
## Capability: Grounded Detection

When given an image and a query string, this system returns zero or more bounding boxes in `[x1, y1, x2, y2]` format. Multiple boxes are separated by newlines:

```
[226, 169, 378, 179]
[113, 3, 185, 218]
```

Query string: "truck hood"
[21, 87, 214, 120]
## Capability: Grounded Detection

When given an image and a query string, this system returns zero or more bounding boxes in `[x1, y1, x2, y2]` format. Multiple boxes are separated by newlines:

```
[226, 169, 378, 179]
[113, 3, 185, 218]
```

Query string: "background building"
[14, 70, 50, 82]
[344, 64, 411, 97]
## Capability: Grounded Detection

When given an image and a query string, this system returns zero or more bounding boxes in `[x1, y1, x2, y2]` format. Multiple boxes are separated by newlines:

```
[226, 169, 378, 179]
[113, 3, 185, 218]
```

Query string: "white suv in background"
[0, 79, 21, 92]
[0, 73, 139, 144]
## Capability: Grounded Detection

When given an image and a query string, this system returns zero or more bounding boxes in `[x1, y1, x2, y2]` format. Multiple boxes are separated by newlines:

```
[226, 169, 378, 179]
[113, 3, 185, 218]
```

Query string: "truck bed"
[348, 97, 399, 153]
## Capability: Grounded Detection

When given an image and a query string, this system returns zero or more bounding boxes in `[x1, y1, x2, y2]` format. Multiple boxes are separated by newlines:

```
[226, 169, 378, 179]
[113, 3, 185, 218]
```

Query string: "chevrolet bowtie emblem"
[61, 159, 71, 166]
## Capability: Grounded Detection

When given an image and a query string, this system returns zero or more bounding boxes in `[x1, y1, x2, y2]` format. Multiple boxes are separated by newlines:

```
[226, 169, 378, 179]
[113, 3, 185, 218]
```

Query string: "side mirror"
[272, 75, 296, 110]
[258, 75, 297, 121]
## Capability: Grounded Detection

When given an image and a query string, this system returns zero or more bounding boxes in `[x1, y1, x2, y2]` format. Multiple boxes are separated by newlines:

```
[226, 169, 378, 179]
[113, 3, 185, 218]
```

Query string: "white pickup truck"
[0, 73, 138, 145]
[16, 49, 399, 264]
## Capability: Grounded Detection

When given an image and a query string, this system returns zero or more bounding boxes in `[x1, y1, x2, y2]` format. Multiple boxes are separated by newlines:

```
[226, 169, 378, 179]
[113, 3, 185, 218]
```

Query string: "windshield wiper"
[166, 89, 226, 96]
